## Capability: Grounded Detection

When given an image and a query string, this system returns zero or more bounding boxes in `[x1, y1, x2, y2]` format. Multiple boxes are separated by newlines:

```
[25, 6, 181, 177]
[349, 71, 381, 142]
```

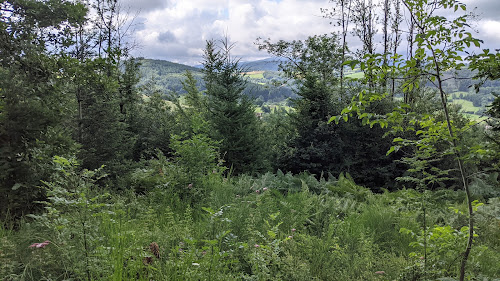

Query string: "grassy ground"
[346, 71, 365, 79]
[452, 99, 481, 113]
[244, 71, 265, 79]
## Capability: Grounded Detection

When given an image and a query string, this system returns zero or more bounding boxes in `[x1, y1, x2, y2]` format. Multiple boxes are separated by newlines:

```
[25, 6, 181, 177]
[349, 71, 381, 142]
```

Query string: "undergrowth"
[1, 159, 499, 280]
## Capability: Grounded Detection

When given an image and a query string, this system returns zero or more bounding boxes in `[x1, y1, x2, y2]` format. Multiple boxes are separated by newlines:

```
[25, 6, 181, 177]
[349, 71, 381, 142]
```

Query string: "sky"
[120, 0, 500, 66]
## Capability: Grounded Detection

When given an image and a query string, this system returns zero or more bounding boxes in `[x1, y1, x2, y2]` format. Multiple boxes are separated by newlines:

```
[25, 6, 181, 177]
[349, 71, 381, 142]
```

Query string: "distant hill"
[136, 58, 295, 103]
[239, 58, 285, 72]
[139, 59, 201, 74]
[135, 58, 498, 115]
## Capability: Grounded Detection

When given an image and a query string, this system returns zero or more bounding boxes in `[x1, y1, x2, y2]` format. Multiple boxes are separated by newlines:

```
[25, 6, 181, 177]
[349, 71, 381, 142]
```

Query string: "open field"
[244, 71, 265, 79]
[346, 72, 365, 79]
[453, 99, 481, 113]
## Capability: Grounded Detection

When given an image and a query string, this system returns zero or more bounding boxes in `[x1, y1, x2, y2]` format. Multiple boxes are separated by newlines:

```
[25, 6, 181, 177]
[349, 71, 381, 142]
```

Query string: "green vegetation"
[2, 166, 499, 280]
[1, 0, 500, 280]
[453, 99, 481, 114]
[346, 71, 365, 79]
[244, 71, 265, 79]
[137, 59, 296, 103]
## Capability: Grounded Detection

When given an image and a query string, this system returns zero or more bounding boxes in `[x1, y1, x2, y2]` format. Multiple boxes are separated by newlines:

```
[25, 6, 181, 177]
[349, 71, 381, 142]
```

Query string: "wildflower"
[187, 183, 193, 189]
[255, 190, 260, 194]
[263, 187, 268, 191]
[291, 228, 296, 232]
[202, 251, 207, 255]
[254, 244, 260, 248]
[420, 256, 425, 260]
[288, 236, 293, 239]
[192, 263, 200, 266]
[29, 240, 50, 249]
[375, 271, 385, 275]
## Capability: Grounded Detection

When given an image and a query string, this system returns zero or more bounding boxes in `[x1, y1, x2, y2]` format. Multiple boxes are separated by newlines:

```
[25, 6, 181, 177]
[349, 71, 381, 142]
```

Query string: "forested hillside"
[137, 58, 295, 102]
[1, 0, 499, 280]
[138, 59, 497, 117]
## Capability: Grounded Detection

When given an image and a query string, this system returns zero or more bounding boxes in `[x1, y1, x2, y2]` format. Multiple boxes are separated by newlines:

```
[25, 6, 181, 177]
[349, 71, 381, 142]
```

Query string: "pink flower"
[29, 240, 51, 249]
[375, 271, 385, 275]
[263, 187, 268, 191]
[291, 228, 296, 232]
[187, 183, 193, 189]
[420, 256, 425, 260]
[288, 236, 293, 239]
[255, 190, 260, 194]
[254, 244, 260, 248]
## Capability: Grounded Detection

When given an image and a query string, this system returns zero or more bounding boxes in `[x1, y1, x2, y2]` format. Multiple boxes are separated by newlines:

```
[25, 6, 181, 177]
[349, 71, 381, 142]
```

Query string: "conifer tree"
[72, 0, 139, 178]
[202, 39, 263, 174]
[258, 34, 402, 187]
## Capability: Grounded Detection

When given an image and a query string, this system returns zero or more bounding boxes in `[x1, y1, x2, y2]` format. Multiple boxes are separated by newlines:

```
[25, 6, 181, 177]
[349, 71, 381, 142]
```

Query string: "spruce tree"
[202, 39, 263, 174]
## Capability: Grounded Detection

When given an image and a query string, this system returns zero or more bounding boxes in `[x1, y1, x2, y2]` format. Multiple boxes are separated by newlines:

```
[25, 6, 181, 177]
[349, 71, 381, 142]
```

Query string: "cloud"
[463, 0, 500, 21]
[128, 0, 500, 65]
[130, 0, 333, 64]
[478, 20, 500, 50]
[120, 0, 169, 13]
[158, 31, 177, 43]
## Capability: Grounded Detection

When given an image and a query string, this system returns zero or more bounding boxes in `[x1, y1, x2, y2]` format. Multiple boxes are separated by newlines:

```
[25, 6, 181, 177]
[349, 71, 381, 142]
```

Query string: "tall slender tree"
[335, 1, 484, 279]
[70, 0, 139, 177]
[322, 0, 353, 92]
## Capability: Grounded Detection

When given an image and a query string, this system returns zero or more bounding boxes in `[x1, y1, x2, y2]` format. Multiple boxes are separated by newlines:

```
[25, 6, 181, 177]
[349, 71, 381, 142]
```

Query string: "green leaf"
[386, 146, 396, 156]
[349, 60, 359, 69]
[328, 116, 338, 124]
[202, 207, 215, 215]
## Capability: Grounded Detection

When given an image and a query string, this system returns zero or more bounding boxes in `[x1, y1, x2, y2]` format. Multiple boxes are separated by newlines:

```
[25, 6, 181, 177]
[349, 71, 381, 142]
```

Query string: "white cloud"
[478, 20, 500, 50]
[130, 0, 333, 64]
[127, 0, 500, 65]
